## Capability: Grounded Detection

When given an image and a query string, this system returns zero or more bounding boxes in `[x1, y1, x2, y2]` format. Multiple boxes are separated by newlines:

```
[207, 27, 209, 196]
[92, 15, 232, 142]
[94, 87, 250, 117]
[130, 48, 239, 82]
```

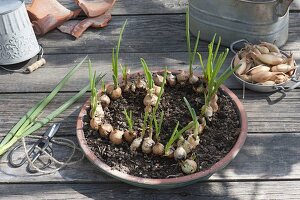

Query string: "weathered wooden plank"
[0, 133, 300, 183]
[29, 13, 300, 54]
[25, 0, 300, 15]
[1, 181, 300, 200]
[0, 50, 300, 93]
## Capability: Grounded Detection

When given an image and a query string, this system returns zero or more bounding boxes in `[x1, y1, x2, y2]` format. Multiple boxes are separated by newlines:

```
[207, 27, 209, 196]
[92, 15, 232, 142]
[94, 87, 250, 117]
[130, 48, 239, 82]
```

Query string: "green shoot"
[0, 56, 88, 149]
[140, 58, 154, 90]
[120, 64, 129, 84]
[112, 20, 128, 89]
[154, 111, 164, 141]
[0, 55, 105, 155]
[186, 6, 201, 75]
[149, 69, 167, 138]
[183, 97, 199, 137]
[165, 121, 179, 154]
[88, 59, 98, 118]
[141, 111, 149, 138]
[123, 109, 134, 132]
[165, 121, 195, 154]
[0, 74, 104, 156]
[198, 35, 240, 115]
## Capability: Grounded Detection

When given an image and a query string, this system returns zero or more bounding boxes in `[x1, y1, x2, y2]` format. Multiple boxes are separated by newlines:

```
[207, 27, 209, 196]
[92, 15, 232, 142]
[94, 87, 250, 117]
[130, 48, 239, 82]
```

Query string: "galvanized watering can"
[189, 0, 294, 47]
[0, 0, 40, 65]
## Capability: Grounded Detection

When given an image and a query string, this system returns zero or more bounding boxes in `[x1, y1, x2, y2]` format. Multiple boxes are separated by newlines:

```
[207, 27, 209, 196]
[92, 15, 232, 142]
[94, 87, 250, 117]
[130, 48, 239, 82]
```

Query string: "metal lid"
[0, 0, 24, 15]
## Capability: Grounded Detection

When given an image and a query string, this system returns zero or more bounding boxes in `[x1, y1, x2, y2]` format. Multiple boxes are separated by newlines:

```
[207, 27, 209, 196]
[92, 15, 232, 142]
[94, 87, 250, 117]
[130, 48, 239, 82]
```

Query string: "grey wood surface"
[1, 0, 300, 199]
[1, 181, 300, 200]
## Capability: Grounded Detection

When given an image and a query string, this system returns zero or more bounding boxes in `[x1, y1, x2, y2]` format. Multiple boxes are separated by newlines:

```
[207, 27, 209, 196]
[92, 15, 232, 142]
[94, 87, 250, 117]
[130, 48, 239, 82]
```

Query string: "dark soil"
[84, 80, 240, 179]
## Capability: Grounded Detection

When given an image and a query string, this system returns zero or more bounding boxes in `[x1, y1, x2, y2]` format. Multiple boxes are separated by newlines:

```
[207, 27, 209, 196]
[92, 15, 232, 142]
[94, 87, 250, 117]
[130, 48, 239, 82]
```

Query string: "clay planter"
[76, 71, 248, 189]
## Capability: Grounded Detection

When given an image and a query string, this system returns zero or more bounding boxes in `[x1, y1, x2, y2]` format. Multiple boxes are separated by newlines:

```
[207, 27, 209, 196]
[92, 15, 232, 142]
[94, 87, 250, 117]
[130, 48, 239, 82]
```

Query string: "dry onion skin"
[233, 42, 296, 86]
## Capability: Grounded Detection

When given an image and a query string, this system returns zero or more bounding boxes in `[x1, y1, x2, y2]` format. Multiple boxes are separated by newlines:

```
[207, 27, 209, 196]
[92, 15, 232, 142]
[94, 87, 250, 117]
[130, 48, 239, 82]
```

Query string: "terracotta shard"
[27, 0, 80, 35]
[76, 0, 116, 17]
[58, 12, 112, 38]
[57, 20, 81, 35]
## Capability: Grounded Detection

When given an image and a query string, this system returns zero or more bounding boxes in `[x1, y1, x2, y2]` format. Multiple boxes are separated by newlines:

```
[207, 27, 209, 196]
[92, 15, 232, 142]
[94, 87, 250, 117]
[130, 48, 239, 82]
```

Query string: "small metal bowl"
[230, 39, 300, 93]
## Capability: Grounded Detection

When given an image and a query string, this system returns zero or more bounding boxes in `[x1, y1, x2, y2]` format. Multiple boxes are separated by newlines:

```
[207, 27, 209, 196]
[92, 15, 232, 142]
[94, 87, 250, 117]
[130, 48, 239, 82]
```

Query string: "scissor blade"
[44, 123, 61, 138]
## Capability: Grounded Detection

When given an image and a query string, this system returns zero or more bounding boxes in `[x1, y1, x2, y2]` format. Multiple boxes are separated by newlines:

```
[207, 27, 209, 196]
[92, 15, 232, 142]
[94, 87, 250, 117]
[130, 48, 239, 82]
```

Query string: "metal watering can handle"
[276, 0, 293, 17]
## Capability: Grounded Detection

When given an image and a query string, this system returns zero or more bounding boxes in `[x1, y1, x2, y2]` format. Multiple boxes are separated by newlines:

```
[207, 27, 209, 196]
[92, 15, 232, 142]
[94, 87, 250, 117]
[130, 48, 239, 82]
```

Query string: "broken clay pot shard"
[27, 0, 80, 35]
[58, 12, 112, 38]
[76, 0, 116, 17]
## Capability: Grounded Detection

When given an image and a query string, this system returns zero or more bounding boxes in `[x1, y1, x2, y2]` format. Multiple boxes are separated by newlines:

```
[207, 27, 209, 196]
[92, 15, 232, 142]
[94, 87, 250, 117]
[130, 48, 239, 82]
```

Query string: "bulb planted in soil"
[188, 74, 199, 85]
[111, 87, 122, 100]
[153, 85, 162, 96]
[99, 123, 113, 138]
[176, 70, 189, 84]
[152, 142, 164, 156]
[136, 77, 146, 89]
[143, 93, 158, 107]
[153, 73, 164, 86]
[187, 134, 200, 149]
[144, 105, 152, 113]
[167, 72, 176, 86]
[106, 85, 114, 96]
[90, 117, 102, 130]
[142, 137, 155, 154]
[109, 129, 124, 145]
[130, 137, 143, 152]
[124, 130, 137, 143]
[174, 146, 187, 160]
[181, 159, 197, 174]
[164, 146, 175, 158]
[99, 94, 110, 108]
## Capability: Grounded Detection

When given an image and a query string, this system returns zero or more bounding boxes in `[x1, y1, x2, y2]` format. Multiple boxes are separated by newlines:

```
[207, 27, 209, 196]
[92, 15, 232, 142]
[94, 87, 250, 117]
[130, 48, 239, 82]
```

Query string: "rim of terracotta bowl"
[76, 70, 248, 188]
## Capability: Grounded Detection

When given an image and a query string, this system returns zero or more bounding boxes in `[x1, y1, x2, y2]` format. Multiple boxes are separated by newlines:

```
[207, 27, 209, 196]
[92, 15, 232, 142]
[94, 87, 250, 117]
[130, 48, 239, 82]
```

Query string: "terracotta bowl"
[76, 71, 248, 189]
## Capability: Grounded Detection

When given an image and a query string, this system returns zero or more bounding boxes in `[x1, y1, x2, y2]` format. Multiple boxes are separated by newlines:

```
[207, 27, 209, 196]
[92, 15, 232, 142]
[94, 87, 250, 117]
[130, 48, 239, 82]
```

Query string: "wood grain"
[1, 181, 300, 199]
[25, 0, 300, 15]
[32, 13, 300, 54]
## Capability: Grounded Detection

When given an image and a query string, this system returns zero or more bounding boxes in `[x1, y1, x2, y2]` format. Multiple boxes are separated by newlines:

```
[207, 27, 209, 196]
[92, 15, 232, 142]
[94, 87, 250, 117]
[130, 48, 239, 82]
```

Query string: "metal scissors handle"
[7, 123, 60, 173]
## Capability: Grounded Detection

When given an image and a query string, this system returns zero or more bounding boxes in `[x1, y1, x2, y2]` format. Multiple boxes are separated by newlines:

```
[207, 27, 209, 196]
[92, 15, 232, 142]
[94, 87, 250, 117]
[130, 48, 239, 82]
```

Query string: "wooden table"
[1, 0, 300, 199]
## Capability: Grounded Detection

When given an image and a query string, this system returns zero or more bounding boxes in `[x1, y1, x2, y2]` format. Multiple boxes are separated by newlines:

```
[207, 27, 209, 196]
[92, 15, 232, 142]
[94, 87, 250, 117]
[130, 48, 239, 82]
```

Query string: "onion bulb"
[111, 87, 122, 100]
[99, 123, 113, 138]
[99, 94, 110, 108]
[136, 77, 146, 89]
[90, 117, 102, 130]
[153, 73, 164, 86]
[143, 93, 158, 107]
[130, 137, 143, 152]
[142, 137, 155, 154]
[164, 146, 175, 158]
[144, 105, 152, 113]
[109, 129, 124, 145]
[181, 159, 197, 174]
[187, 134, 200, 149]
[174, 146, 187, 160]
[124, 130, 137, 143]
[106, 85, 114, 96]
[152, 142, 164, 156]
[167, 72, 176, 86]
[188, 74, 199, 85]
[176, 70, 189, 84]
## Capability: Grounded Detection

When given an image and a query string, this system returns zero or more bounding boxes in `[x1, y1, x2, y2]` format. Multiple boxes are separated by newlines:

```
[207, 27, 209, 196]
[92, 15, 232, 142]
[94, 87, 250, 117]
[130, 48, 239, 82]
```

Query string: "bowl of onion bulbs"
[230, 39, 299, 92]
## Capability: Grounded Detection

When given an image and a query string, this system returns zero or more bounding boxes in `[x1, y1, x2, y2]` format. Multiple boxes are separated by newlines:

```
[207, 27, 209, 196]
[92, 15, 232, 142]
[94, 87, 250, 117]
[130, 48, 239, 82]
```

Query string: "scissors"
[7, 123, 60, 173]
